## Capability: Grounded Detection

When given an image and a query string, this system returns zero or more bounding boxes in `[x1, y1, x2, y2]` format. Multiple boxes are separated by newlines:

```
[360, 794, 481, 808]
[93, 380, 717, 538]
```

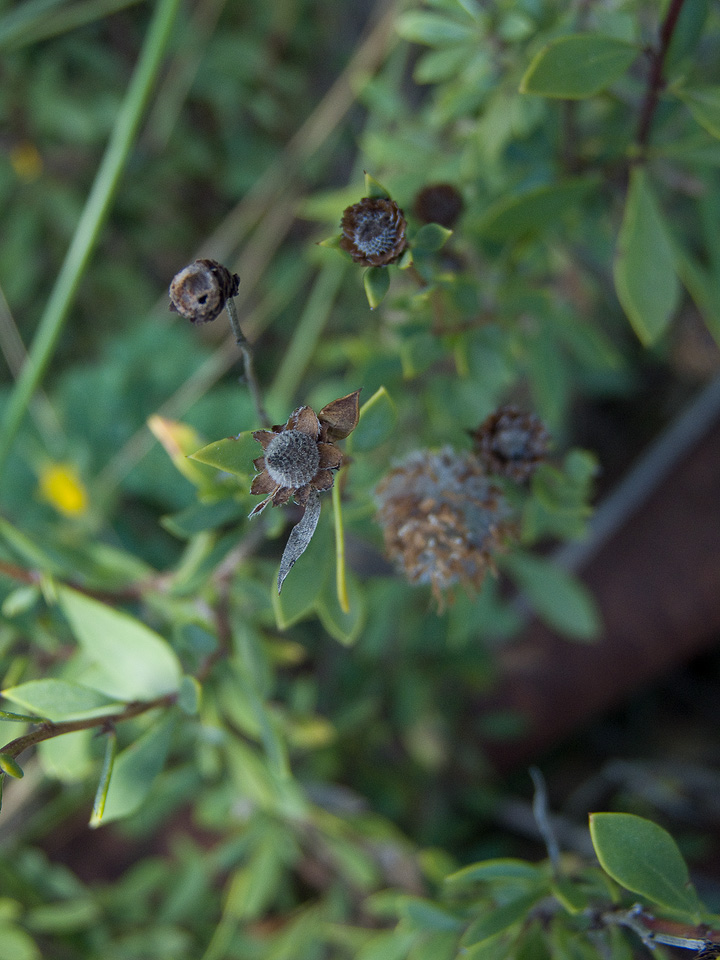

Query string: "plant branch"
[225, 298, 270, 428]
[635, 0, 688, 156]
[0, 693, 177, 761]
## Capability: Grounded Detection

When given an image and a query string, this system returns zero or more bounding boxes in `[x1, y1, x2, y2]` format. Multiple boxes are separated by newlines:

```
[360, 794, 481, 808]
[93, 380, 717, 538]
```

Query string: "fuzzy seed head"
[340, 197, 408, 266]
[264, 430, 321, 488]
[375, 448, 508, 603]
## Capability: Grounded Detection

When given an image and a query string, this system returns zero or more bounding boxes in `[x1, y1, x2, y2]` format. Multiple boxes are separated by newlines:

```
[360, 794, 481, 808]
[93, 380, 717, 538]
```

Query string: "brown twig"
[635, 0, 688, 156]
[0, 693, 177, 762]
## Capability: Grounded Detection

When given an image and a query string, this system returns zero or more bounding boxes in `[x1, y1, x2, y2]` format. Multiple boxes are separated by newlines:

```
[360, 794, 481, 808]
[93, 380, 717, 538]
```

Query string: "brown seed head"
[249, 391, 361, 518]
[375, 448, 508, 605]
[471, 407, 550, 482]
[169, 259, 239, 324]
[413, 183, 464, 229]
[340, 198, 408, 266]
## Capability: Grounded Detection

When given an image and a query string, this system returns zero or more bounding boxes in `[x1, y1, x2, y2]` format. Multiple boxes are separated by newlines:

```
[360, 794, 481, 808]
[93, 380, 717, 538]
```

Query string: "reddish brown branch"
[635, 0, 688, 154]
[1, 693, 176, 761]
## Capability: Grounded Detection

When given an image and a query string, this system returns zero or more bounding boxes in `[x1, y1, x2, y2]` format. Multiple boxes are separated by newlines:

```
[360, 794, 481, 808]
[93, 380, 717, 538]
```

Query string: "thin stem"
[635, 0, 688, 156]
[530, 766, 560, 876]
[0, 0, 181, 479]
[332, 474, 349, 614]
[0, 694, 176, 761]
[225, 298, 270, 427]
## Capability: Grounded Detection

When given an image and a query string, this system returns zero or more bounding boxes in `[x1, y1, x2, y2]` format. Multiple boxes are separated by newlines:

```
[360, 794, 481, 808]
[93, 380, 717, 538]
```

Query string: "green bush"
[0, 0, 718, 956]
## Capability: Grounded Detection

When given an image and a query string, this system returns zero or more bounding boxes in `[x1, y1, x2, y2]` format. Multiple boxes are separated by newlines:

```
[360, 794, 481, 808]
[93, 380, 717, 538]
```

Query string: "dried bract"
[340, 198, 408, 267]
[471, 407, 550, 482]
[375, 448, 508, 605]
[413, 183, 464, 229]
[169, 259, 239, 324]
[249, 391, 360, 518]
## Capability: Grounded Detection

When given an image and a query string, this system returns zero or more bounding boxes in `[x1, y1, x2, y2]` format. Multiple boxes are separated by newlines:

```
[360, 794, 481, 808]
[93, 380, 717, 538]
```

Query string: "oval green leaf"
[445, 858, 544, 889]
[676, 85, 720, 140]
[58, 586, 182, 700]
[412, 223, 453, 253]
[502, 552, 601, 641]
[396, 11, 475, 46]
[352, 386, 397, 452]
[0, 753, 24, 779]
[98, 710, 176, 825]
[520, 34, 638, 99]
[364, 266, 391, 310]
[477, 178, 598, 241]
[589, 813, 701, 915]
[188, 430, 258, 481]
[3, 679, 120, 721]
[613, 169, 680, 345]
[461, 891, 545, 948]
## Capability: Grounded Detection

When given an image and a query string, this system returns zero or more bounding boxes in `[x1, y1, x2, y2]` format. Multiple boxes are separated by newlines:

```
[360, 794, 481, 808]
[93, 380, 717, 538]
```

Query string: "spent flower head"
[471, 407, 550, 482]
[249, 391, 361, 519]
[375, 447, 509, 606]
[340, 197, 408, 267]
[169, 259, 239, 324]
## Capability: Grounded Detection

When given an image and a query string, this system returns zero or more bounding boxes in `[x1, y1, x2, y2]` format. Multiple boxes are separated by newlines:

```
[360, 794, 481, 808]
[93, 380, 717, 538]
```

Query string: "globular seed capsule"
[168, 259, 239, 324]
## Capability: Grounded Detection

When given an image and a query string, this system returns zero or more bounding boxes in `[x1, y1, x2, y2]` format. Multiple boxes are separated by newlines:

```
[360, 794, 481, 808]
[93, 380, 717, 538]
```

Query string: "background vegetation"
[1, 0, 720, 956]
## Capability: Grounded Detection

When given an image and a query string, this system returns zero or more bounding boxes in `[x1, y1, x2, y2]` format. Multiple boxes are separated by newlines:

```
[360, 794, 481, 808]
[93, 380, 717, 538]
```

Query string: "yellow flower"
[38, 463, 88, 517]
[10, 142, 43, 182]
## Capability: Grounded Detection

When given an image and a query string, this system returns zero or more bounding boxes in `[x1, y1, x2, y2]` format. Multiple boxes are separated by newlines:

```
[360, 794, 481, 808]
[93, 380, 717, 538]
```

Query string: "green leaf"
[0, 516, 63, 575]
[38, 729, 94, 782]
[0, 754, 23, 779]
[0, 924, 40, 960]
[2, 679, 120, 721]
[0, 710, 46, 723]
[25, 899, 99, 934]
[357, 930, 420, 960]
[272, 516, 332, 630]
[477, 178, 598, 241]
[161, 498, 247, 539]
[589, 813, 701, 915]
[177, 675, 201, 715]
[412, 223, 453, 253]
[613, 169, 680, 345]
[188, 431, 258, 481]
[58, 586, 182, 700]
[364, 172, 392, 199]
[352, 386, 397, 452]
[316, 568, 366, 646]
[89, 730, 117, 828]
[396, 11, 475, 45]
[520, 34, 638, 98]
[462, 891, 545, 947]
[446, 859, 544, 889]
[502, 552, 601, 641]
[98, 710, 176, 825]
[398, 897, 463, 932]
[676, 85, 720, 140]
[364, 266, 391, 310]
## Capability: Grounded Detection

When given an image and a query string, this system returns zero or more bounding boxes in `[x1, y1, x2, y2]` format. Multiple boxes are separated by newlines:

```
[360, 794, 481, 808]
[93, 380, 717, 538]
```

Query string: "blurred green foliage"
[0, 0, 719, 956]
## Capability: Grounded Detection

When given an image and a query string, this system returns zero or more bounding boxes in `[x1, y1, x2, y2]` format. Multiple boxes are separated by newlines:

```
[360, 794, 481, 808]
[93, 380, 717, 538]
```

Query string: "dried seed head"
[340, 197, 408, 266]
[169, 259, 239, 324]
[413, 183, 464, 229]
[249, 393, 360, 518]
[375, 448, 508, 604]
[471, 407, 550, 482]
[264, 429, 321, 488]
